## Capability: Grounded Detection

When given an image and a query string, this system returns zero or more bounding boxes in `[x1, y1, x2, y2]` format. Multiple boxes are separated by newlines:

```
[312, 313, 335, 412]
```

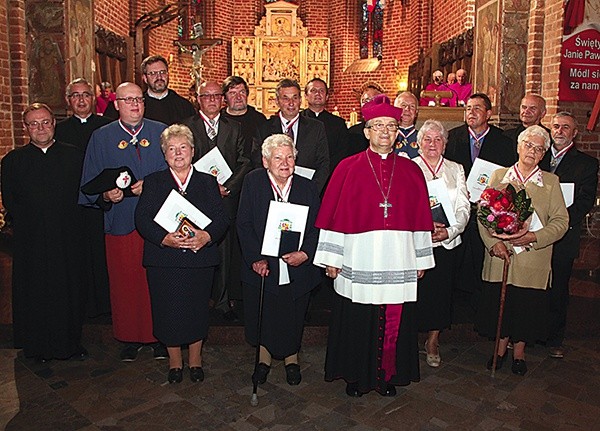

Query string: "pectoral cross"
[379, 200, 392, 218]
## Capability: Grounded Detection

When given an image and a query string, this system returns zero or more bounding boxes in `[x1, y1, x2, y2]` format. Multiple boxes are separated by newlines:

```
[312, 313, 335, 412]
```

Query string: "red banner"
[559, 25, 600, 103]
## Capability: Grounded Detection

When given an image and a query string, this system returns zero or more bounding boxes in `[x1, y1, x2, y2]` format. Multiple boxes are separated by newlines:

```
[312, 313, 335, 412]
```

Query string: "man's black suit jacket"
[301, 109, 349, 172]
[540, 146, 598, 260]
[184, 114, 251, 219]
[445, 124, 516, 178]
[252, 115, 330, 193]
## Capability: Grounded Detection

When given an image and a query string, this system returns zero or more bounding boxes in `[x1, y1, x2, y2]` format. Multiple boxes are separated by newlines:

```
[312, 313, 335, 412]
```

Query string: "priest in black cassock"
[1, 103, 87, 362]
[55, 78, 112, 317]
[301, 78, 349, 174]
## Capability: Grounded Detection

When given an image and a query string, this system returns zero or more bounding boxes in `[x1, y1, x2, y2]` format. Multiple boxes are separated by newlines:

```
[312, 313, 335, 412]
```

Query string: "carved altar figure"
[231, 0, 330, 116]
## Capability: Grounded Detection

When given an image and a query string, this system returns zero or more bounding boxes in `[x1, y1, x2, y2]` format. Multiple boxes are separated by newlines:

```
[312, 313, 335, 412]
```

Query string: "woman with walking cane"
[475, 125, 568, 376]
[237, 134, 321, 389]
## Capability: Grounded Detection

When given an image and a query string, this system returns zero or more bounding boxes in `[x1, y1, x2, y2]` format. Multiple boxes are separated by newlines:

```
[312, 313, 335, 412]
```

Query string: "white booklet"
[466, 158, 504, 202]
[560, 183, 574, 208]
[260, 200, 309, 257]
[427, 178, 458, 226]
[193, 146, 233, 185]
[153, 189, 212, 233]
[513, 211, 543, 255]
[294, 165, 316, 180]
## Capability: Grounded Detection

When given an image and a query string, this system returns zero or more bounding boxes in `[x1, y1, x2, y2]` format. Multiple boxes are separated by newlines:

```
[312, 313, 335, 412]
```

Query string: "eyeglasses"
[68, 92, 93, 99]
[366, 123, 399, 132]
[145, 70, 168, 77]
[198, 93, 223, 100]
[523, 141, 546, 155]
[226, 90, 248, 98]
[116, 97, 145, 105]
[25, 119, 53, 129]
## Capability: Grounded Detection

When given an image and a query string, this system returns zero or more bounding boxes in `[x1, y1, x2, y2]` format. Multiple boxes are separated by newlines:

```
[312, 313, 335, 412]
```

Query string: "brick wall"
[0, 0, 28, 160]
[329, 0, 471, 120]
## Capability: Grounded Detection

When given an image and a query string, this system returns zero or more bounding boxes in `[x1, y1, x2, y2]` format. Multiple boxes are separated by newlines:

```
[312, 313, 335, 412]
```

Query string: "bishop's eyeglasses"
[366, 122, 399, 132]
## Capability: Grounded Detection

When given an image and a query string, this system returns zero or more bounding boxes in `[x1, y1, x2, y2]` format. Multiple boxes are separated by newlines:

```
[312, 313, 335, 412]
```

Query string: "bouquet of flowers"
[477, 184, 533, 236]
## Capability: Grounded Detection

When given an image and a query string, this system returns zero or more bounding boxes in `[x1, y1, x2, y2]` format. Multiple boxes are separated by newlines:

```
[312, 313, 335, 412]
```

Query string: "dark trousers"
[547, 255, 574, 347]
[212, 222, 242, 312]
[455, 216, 485, 310]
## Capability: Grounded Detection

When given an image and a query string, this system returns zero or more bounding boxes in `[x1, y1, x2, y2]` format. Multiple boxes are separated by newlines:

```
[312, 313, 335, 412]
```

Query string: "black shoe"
[71, 346, 89, 361]
[285, 363, 301, 385]
[512, 359, 528, 376]
[190, 366, 204, 382]
[151, 343, 168, 360]
[252, 362, 271, 385]
[168, 368, 183, 383]
[345, 382, 363, 397]
[120, 343, 142, 362]
[486, 353, 507, 371]
[378, 384, 397, 397]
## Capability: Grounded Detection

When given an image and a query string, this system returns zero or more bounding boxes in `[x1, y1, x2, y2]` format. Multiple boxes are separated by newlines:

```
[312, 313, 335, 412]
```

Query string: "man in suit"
[503, 94, 550, 156]
[445, 93, 516, 315]
[253, 79, 330, 193]
[301, 78, 349, 174]
[540, 112, 598, 359]
[184, 81, 252, 320]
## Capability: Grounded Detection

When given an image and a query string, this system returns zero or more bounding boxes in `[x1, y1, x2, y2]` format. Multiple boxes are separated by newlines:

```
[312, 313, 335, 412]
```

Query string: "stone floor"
[2, 298, 600, 431]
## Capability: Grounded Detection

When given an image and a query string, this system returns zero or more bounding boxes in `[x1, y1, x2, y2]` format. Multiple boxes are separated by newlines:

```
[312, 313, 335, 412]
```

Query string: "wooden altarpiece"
[231, 1, 330, 116]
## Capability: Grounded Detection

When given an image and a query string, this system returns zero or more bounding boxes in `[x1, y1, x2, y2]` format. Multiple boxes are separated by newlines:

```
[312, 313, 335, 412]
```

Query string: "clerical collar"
[309, 108, 324, 117]
[368, 148, 393, 160]
[75, 113, 92, 123]
[147, 89, 169, 100]
[34, 139, 55, 153]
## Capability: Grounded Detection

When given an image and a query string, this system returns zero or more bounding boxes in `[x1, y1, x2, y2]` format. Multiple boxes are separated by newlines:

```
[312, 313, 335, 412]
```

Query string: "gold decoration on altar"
[232, 0, 330, 116]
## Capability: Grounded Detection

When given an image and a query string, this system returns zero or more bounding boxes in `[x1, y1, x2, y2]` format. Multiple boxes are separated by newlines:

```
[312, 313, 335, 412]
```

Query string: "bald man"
[393, 91, 420, 158]
[79, 82, 168, 361]
[503, 94, 551, 156]
[449, 69, 473, 106]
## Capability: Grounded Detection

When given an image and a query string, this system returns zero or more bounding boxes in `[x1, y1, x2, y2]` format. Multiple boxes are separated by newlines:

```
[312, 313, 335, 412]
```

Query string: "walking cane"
[250, 275, 266, 406]
[491, 257, 510, 378]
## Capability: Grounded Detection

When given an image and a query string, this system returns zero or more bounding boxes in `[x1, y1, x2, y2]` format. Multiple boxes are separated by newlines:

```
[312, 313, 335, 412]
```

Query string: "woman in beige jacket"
[476, 125, 568, 376]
